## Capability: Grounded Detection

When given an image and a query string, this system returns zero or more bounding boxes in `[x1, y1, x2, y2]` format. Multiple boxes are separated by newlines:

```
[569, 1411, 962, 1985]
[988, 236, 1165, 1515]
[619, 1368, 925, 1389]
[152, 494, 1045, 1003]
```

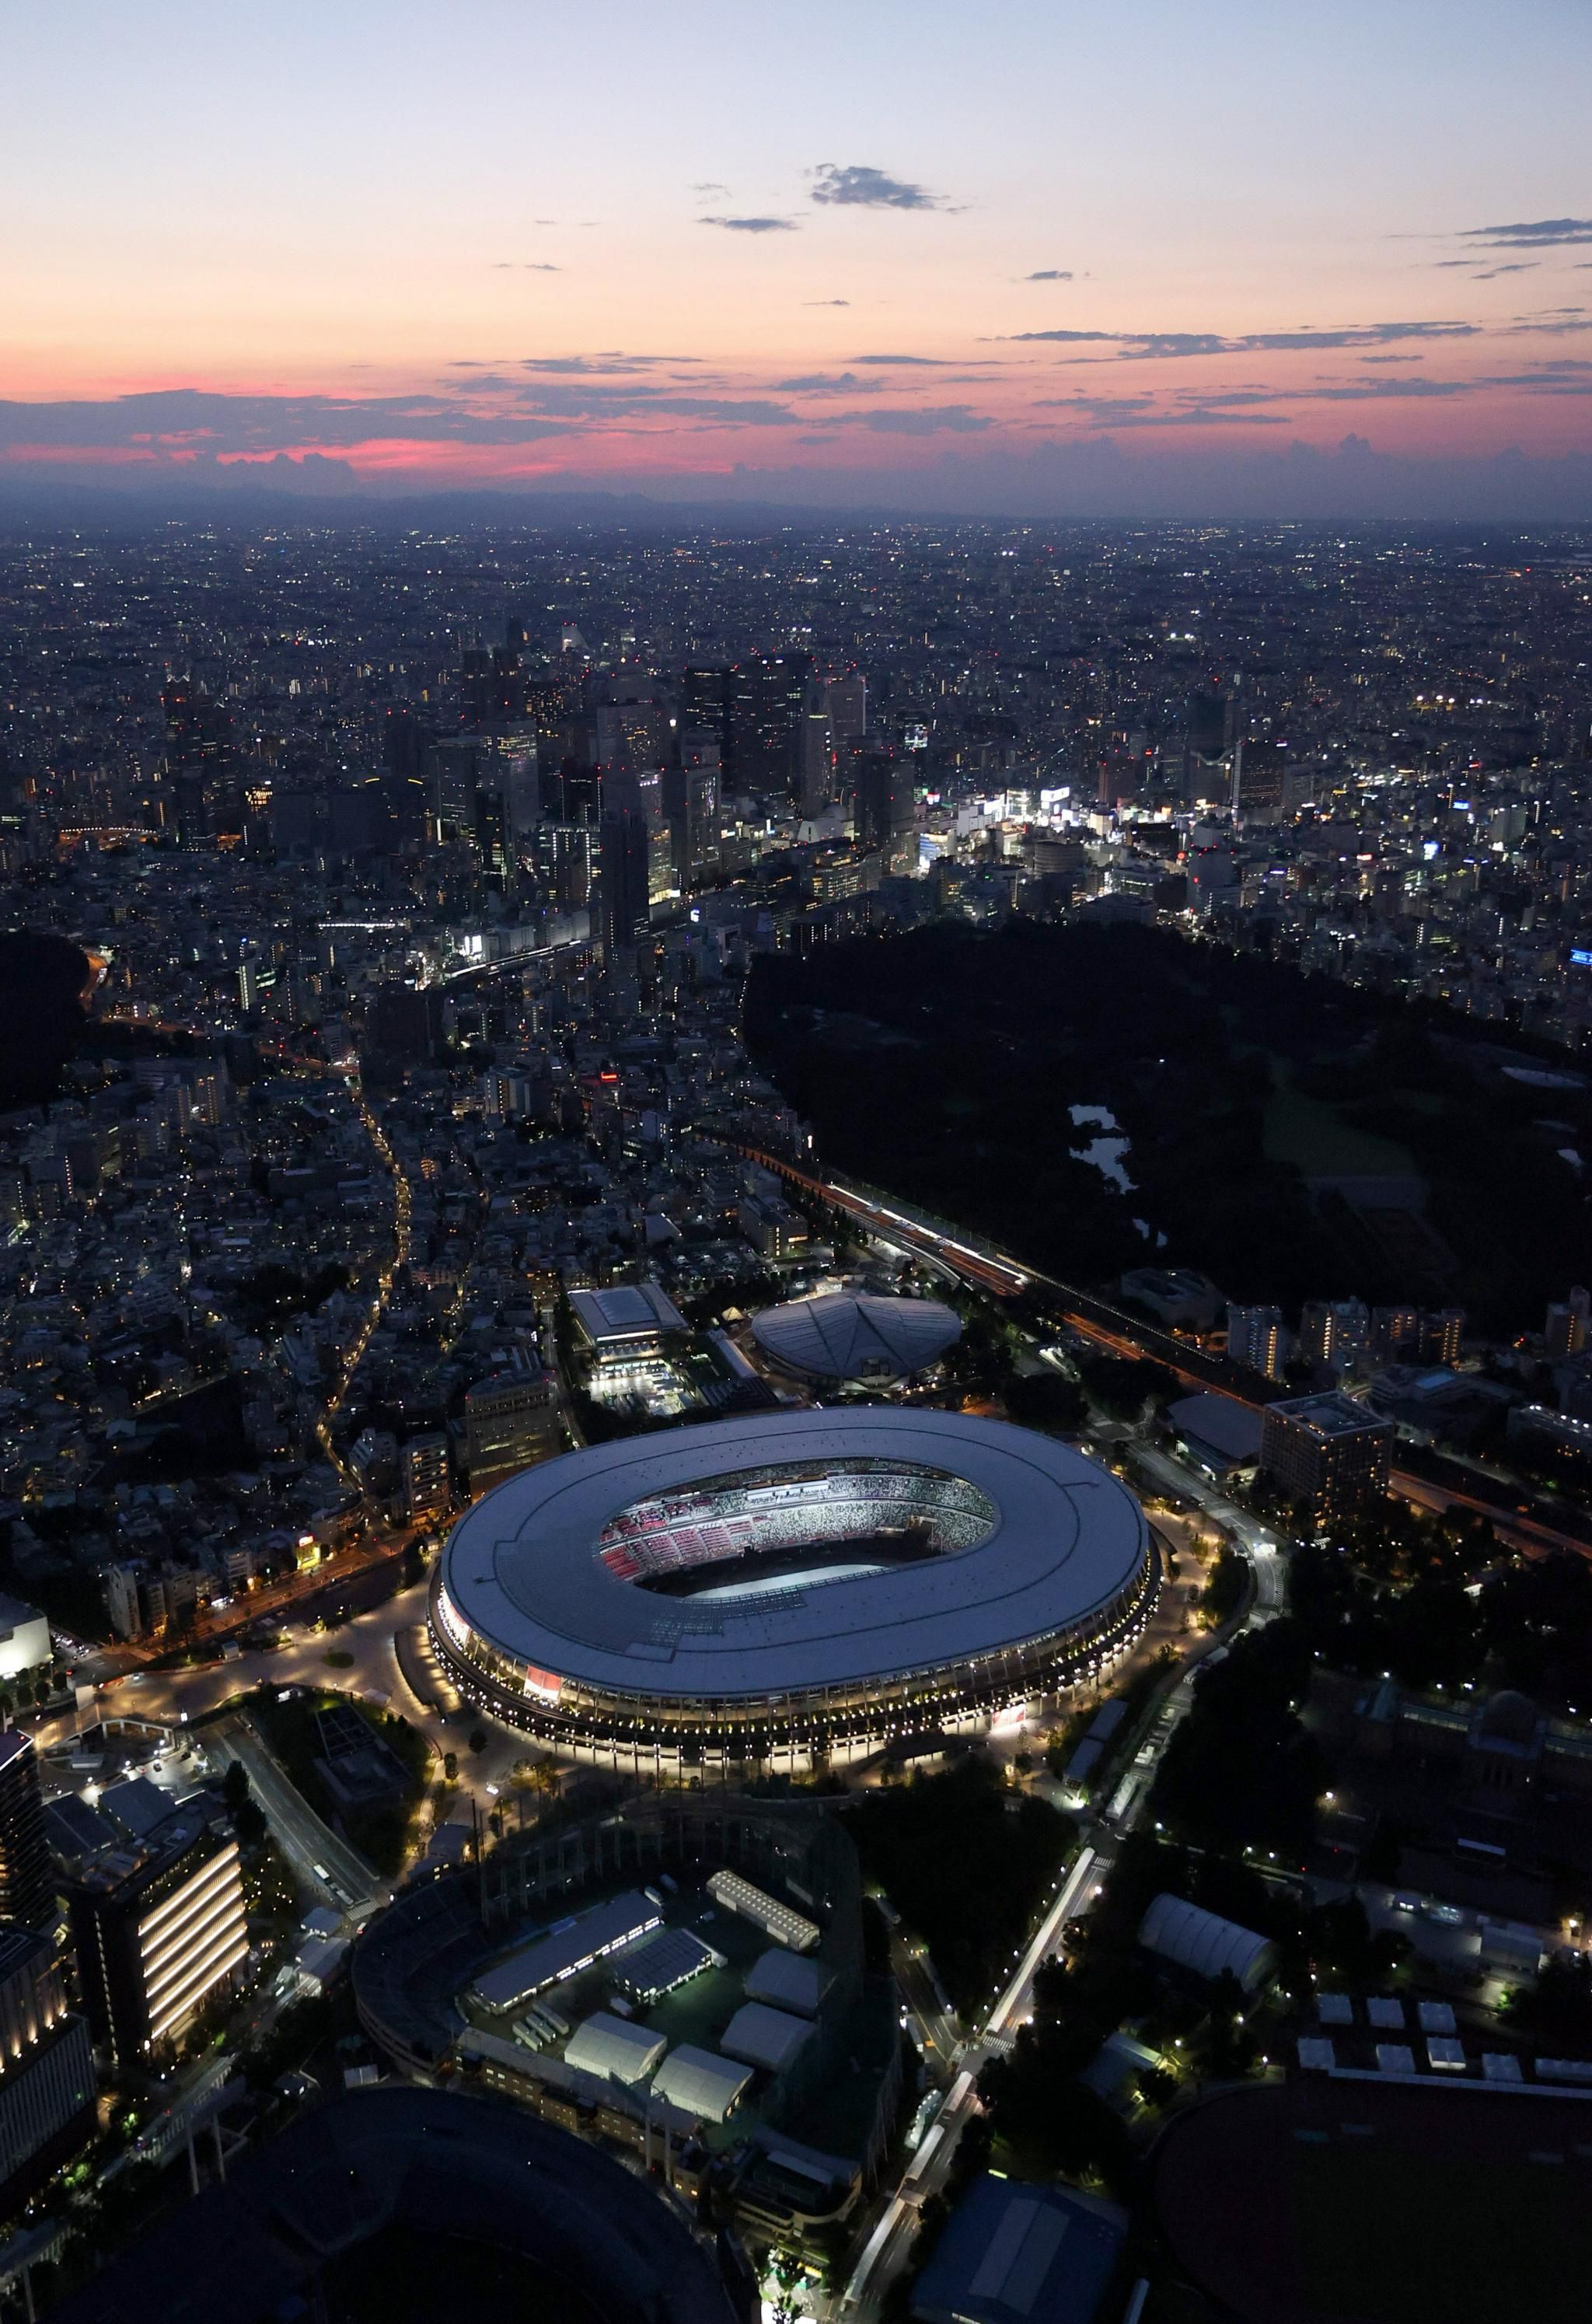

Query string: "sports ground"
[1154, 2076, 1592, 2324]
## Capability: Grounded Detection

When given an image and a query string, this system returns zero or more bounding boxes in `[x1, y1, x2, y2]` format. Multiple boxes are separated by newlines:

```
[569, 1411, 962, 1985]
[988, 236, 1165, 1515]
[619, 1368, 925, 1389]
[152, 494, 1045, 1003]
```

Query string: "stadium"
[430, 1408, 1155, 1771]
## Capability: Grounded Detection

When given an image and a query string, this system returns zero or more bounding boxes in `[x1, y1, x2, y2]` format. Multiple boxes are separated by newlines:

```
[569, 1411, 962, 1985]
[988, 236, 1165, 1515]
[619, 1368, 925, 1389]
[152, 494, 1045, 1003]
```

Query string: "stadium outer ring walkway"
[429, 1407, 1157, 1774]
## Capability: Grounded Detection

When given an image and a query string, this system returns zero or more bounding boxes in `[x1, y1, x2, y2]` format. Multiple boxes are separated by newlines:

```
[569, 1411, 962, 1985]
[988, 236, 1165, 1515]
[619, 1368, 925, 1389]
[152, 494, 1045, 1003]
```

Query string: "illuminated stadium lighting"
[428, 1410, 1154, 1767]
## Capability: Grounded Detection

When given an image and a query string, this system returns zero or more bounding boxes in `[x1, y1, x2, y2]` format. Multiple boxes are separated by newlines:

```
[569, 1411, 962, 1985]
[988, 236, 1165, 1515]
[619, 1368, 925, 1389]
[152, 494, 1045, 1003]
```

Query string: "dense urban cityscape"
[0, 508, 1588, 2319]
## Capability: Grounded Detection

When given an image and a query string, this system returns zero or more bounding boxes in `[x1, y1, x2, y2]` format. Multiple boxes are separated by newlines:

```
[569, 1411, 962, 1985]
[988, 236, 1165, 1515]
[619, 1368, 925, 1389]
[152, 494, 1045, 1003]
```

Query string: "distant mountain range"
[5, 440, 1592, 528]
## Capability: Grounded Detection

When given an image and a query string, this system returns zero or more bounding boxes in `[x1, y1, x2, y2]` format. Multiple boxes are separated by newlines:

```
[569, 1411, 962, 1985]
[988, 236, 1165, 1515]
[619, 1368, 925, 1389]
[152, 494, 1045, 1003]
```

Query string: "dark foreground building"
[54, 2086, 753, 2324]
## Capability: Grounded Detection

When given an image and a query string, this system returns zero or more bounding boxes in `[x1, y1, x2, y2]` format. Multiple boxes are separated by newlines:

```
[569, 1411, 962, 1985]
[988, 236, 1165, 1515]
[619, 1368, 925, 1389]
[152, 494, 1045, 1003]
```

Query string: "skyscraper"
[826, 670, 868, 747]
[1232, 735, 1288, 826]
[600, 809, 651, 957]
[663, 742, 721, 888]
[65, 1813, 247, 2060]
[0, 1928, 94, 2208]
[0, 1732, 54, 1933]
[681, 665, 729, 751]
[728, 652, 812, 794]
[854, 753, 916, 875]
[1183, 682, 1236, 800]
[797, 688, 834, 817]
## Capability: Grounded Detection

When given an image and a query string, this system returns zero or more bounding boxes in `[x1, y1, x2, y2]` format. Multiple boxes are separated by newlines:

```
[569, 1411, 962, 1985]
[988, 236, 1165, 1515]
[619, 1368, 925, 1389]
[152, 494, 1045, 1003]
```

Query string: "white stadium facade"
[430, 1409, 1157, 1774]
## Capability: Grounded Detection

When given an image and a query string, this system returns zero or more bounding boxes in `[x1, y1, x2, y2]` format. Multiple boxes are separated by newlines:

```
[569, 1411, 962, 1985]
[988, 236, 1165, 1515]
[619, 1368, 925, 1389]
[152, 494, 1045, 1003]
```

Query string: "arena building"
[749, 1291, 961, 1385]
[430, 1408, 1154, 1772]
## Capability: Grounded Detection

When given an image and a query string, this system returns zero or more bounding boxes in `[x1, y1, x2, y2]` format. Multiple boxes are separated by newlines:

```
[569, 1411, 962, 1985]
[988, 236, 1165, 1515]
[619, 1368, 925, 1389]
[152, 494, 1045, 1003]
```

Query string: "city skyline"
[5, 0, 1592, 515]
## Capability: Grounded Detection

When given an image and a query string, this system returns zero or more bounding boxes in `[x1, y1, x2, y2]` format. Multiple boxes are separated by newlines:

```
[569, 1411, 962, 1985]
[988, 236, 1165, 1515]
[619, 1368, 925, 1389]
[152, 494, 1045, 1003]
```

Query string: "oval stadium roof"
[438, 1407, 1148, 1704]
[751, 1292, 960, 1382]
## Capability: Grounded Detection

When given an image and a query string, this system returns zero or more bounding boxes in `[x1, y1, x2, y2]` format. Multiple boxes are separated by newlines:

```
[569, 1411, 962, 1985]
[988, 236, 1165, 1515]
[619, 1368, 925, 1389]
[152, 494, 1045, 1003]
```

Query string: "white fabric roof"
[563, 2011, 666, 2085]
[1137, 1894, 1276, 1994]
[719, 2002, 812, 2074]
[752, 1293, 960, 1382]
[744, 1948, 829, 2018]
[651, 2044, 752, 2123]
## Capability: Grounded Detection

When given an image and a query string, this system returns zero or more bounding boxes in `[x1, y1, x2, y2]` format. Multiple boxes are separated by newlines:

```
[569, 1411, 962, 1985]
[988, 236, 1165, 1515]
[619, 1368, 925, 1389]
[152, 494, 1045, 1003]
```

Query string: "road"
[316, 1066, 412, 1483]
[102, 1578, 432, 1726]
[54, 1569, 545, 1878]
[208, 1714, 382, 1913]
[1130, 1442, 1287, 1613]
[890, 1938, 959, 2068]
[843, 1843, 1107, 2315]
[840, 1428, 1281, 2319]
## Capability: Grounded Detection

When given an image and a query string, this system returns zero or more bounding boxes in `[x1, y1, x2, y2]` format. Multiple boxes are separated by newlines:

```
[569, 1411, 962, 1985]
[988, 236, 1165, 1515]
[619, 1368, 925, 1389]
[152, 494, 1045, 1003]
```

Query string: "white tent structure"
[719, 2003, 812, 2074]
[563, 2011, 666, 2085]
[651, 2044, 752, 2123]
[745, 1948, 831, 2018]
[1137, 1894, 1276, 1994]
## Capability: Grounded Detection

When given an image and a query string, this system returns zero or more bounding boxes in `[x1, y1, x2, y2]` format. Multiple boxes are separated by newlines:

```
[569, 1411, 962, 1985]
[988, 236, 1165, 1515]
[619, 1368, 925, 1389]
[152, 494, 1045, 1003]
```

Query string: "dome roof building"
[751, 1292, 960, 1386]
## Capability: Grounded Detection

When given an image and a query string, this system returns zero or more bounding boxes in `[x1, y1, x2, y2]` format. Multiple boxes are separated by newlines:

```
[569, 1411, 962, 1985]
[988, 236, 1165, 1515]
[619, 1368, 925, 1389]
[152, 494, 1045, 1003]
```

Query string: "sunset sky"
[5, 0, 1592, 513]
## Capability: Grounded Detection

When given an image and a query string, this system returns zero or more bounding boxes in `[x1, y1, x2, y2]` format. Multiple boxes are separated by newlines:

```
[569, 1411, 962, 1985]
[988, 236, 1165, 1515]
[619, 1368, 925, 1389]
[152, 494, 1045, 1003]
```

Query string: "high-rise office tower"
[663, 741, 721, 889]
[162, 670, 240, 845]
[798, 689, 834, 817]
[1183, 682, 1237, 799]
[371, 981, 447, 1065]
[1232, 735, 1288, 826]
[0, 1733, 54, 1933]
[826, 670, 868, 746]
[428, 735, 478, 844]
[382, 704, 433, 845]
[532, 823, 597, 910]
[681, 665, 729, 752]
[491, 642, 527, 722]
[593, 673, 676, 779]
[0, 1929, 94, 2207]
[601, 809, 652, 956]
[728, 652, 812, 793]
[459, 643, 493, 728]
[162, 678, 233, 775]
[854, 753, 916, 876]
[66, 1813, 247, 2060]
